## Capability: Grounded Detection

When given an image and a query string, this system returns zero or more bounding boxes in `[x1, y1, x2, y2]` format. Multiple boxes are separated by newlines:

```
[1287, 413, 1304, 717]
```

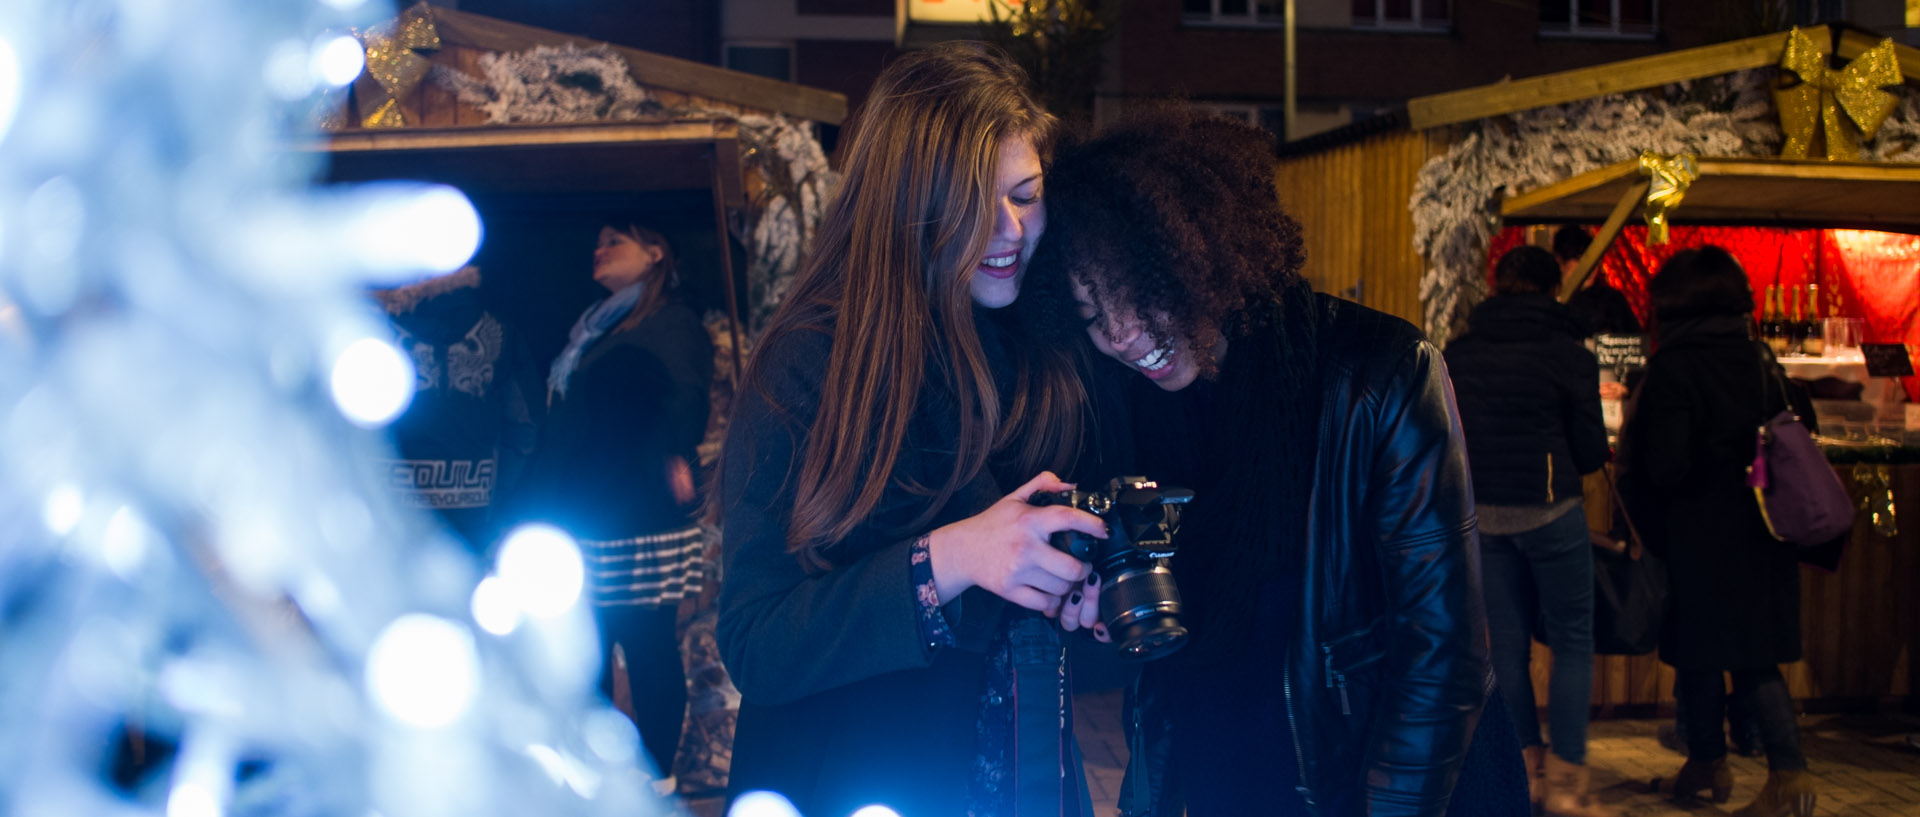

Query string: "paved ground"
[1073, 689, 1920, 816]
[686, 690, 1920, 816]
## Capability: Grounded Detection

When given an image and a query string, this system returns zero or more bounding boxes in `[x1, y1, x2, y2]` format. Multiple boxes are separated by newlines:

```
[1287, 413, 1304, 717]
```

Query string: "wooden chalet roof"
[1502, 156, 1920, 233]
[417, 3, 845, 125]
[1405, 25, 1920, 131]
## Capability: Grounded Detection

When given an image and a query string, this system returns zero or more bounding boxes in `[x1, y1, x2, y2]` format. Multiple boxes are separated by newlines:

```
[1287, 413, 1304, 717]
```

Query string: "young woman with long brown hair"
[713, 43, 1107, 816]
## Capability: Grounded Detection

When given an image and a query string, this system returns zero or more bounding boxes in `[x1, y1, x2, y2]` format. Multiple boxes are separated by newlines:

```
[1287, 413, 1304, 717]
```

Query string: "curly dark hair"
[1022, 106, 1306, 376]
[1023, 106, 1321, 665]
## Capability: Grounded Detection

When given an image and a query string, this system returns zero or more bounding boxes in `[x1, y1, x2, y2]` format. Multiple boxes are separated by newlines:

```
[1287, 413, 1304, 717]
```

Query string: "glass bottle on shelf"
[1786, 285, 1806, 356]
[1764, 285, 1789, 354]
[1803, 284, 1825, 356]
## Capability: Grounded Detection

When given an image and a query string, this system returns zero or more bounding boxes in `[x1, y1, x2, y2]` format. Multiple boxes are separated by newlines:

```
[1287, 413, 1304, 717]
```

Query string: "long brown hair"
[744, 42, 1077, 573]
[609, 224, 677, 331]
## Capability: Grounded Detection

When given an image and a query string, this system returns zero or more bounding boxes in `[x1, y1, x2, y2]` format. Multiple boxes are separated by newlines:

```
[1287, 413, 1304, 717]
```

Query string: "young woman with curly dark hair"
[712, 42, 1111, 817]
[1020, 107, 1530, 817]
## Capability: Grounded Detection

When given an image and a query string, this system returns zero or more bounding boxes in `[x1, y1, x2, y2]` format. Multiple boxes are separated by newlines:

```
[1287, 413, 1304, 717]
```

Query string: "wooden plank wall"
[1527, 464, 1920, 714]
[1272, 128, 1445, 329]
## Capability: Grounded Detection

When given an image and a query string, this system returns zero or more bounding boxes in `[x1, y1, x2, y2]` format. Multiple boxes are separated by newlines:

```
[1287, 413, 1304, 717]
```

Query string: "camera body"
[1031, 476, 1192, 661]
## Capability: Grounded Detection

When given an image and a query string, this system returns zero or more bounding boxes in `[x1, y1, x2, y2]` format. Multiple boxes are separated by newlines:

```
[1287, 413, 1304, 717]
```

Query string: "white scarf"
[547, 281, 645, 402]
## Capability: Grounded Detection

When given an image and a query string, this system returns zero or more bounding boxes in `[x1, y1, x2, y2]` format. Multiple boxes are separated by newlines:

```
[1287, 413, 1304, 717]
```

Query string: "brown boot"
[1523, 745, 1547, 807]
[1731, 770, 1817, 817]
[1541, 752, 1613, 817]
[1651, 756, 1732, 803]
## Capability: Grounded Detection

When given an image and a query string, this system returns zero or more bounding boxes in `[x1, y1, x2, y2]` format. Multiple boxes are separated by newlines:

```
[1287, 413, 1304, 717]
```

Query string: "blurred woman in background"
[1621, 246, 1815, 817]
[518, 223, 714, 795]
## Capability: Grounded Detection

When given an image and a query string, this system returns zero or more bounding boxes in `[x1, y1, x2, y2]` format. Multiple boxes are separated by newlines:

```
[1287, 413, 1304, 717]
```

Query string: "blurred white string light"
[42, 483, 82, 535]
[329, 336, 413, 427]
[365, 614, 480, 728]
[728, 791, 803, 817]
[341, 183, 483, 279]
[494, 524, 585, 619]
[312, 34, 365, 88]
[470, 575, 521, 636]
[849, 808, 901, 817]
[0, 35, 18, 141]
[0, 0, 661, 812]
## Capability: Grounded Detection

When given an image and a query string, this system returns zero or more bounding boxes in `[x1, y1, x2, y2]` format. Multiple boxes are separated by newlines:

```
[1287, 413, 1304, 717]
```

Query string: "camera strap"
[1008, 614, 1081, 816]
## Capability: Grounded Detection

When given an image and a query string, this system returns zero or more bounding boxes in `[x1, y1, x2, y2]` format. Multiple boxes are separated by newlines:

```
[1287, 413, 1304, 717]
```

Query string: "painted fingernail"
[1069, 593, 1082, 605]
[1085, 575, 1097, 586]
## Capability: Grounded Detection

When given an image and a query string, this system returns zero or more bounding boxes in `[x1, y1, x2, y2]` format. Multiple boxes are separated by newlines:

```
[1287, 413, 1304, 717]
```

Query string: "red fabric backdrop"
[1487, 225, 1920, 400]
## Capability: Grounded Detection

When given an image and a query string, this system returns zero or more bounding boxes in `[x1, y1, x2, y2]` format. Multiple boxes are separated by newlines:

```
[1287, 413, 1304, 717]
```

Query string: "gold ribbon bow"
[1774, 27, 1902, 161]
[352, 3, 441, 129]
[1637, 151, 1696, 245]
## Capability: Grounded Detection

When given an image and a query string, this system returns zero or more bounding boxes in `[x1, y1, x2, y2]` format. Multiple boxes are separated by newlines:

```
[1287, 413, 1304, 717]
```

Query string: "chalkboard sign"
[1593, 334, 1648, 369]
[1861, 343, 1915, 378]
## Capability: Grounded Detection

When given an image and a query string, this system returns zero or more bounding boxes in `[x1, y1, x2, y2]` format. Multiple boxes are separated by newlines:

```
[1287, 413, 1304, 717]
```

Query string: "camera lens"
[1098, 564, 1187, 661]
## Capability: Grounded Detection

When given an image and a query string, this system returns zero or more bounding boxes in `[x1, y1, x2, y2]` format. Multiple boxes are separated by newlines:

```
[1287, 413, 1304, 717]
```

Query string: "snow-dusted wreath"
[432, 44, 838, 337]
[1410, 69, 1920, 345]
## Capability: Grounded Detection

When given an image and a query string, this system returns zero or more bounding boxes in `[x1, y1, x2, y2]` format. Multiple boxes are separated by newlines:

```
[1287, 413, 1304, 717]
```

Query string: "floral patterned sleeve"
[909, 534, 956, 650]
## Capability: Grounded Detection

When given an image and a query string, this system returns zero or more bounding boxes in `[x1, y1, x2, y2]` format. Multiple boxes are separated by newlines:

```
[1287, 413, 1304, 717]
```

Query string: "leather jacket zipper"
[1282, 661, 1317, 810]
[1321, 648, 1353, 715]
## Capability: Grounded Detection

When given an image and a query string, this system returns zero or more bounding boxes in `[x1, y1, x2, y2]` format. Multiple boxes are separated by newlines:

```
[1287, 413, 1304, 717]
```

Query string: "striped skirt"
[580, 524, 707, 608]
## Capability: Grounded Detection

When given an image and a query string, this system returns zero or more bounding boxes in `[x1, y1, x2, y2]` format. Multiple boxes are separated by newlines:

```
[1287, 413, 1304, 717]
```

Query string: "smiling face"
[591, 226, 663, 293]
[967, 134, 1047, 309]
[1070, 276, 1221, 392]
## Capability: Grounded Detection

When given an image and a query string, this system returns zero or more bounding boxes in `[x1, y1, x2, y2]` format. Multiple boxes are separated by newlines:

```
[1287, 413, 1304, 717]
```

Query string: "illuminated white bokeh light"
[728, 791, 803, 817]
[850, 807, 902, 817]
[469, 575, 521, 636]
[166, 781, 221, 817]
[101, 506, 154, 580]
[365, 614, 480, 728]
[42, 483, 82, 534]
[312, 34, 364, 88]
[328, 337, 413, 427]
[344, 184, 483, 277]
[580, 707, 639, 766]
[0, 36, 18, 142]
[318, 0, 368, 9]
[262, 39, 315, 99]
[494, 524, 584, 619]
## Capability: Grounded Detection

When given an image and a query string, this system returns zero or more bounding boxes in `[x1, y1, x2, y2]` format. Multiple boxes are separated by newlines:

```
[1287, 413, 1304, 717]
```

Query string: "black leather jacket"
[1128, 296, 1490, 817]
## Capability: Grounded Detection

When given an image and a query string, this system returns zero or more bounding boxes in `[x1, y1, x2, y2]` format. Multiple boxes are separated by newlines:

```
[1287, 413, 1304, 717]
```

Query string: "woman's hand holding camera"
[927, 471, 1105, 616]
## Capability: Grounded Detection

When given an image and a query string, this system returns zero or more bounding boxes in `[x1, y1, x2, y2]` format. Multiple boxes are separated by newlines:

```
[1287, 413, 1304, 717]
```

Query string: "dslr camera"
[1030, 476, 1192, 661]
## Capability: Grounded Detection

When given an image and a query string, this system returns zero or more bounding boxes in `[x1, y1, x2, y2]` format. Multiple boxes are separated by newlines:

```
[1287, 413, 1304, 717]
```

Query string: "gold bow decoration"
[1636, 151, 1697, 245]
[1774, 27, 1902, 161]
[352, 3, 442, 129]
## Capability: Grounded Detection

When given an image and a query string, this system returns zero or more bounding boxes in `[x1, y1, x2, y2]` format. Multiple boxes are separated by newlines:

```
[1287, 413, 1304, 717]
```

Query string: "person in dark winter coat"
[713, 43, 1106, 817]
[1444, 246, 1611, 816]
[515, 224, 714, 793]
[1020, 106, 1529, 817]
[1621, 245, 1817, 817]
[1555, 225, 1643, 338]
[376, 265, 540, 550]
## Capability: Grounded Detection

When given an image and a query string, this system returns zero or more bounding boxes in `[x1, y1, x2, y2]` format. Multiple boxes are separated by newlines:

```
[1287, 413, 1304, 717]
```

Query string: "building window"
[1352, 0, 1450, 30]
[1540, 0, 1657, 39]
[724, 44, 793, 83]
[1182, 0, 1284, 26]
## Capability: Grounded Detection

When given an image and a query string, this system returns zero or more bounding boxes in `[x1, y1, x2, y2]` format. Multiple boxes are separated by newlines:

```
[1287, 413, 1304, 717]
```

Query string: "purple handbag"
[1744, 350, 1854, 547]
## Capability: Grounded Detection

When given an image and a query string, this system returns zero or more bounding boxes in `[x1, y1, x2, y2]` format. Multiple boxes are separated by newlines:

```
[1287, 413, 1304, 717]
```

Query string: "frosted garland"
[1410, 70, 1920, 344]
[433, 47, 838, 335]
[0, 2, 666, 816]
[432, 44, 663, 124]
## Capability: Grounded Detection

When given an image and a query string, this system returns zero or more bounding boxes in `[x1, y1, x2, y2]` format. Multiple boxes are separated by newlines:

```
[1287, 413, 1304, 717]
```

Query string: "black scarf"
[1139, 279, 1322, 665]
